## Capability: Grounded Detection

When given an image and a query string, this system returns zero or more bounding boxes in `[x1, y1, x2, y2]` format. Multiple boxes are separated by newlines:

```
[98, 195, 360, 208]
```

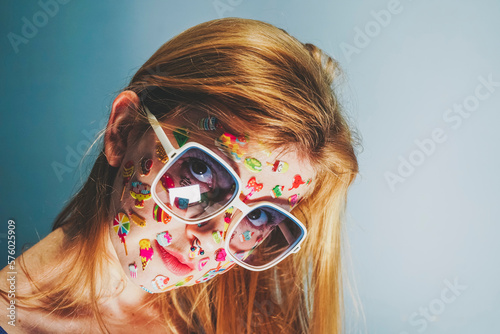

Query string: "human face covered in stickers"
[108, 109, 315, 294]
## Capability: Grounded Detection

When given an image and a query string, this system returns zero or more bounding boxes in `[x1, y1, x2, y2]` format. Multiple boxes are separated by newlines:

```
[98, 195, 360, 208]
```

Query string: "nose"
[184, 211, 231, 255]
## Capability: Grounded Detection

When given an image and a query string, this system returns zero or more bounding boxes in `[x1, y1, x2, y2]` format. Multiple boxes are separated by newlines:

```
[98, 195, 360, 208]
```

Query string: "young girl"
[0, 18, 359, 333]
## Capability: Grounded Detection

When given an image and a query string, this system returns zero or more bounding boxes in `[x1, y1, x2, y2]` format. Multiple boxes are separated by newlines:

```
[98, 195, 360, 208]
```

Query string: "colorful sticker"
[233, 251, 247, 261]
[113, 212, 130, 255]
[129, 263, 137, 278]
[160, 174, 175, 191]
[129, 210, 146, 227]
[189, 238, 204, 259]
[151, 275, 170, 291]
[239, 230, 254, 242]
[173, 127, 190, 147]
[267, 160, 289, 173]
[140, 285, 153, 294]
[198, 257, 209, 271]
[156, 231, 172, 247]
[214, 132, 249, 162]
[175, 275, 194, 287]
[153, 204, 172, 224]
[195, 270, 219, 284]
[194, 263, 232, 284]
[156, 143, 168, 163]
[215, 248, 227, 262]
[176, 198, 189, 210]
[120, 161, 134, 200]
[223, 207, 234, 240]
[130, 181, 152, 208]
[289, 174, 306, 191]
[140, 158, 153, 176]
[243, 177, 263, 202]
[271, 185, 285, 198]
[212, 230, 223, 244]
[243, 158, 262, 173]
[139, 239, 153, 271]
[197, 117, 222, 130]
[288, 193, 300, 209]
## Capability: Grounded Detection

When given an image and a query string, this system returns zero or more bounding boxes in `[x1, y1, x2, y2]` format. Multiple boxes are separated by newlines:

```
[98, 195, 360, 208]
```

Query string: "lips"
[154, 240, 194, 276]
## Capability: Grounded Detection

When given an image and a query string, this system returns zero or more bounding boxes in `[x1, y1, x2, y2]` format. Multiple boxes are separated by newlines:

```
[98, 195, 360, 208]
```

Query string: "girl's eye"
[189, 158, 213, 184]
[247, 209, 269, 227]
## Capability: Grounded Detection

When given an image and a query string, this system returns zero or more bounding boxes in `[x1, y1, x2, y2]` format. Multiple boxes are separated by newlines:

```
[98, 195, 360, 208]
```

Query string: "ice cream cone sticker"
[139, 239, 154, 271]
[121, 161, 134, 200]
[113, 212, 130, 255]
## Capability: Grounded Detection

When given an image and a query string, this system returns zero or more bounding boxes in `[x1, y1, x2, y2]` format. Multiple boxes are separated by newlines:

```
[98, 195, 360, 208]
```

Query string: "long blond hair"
[4, 18, 359, 333]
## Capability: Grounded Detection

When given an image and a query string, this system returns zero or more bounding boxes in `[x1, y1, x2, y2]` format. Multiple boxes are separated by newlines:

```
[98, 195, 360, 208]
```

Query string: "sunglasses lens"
[154, 147, 238, 221]
[228, 205, 304, 267]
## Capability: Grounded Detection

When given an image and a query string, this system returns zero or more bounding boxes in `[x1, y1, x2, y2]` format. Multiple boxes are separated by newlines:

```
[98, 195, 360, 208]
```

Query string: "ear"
[105, 90, 141, 167]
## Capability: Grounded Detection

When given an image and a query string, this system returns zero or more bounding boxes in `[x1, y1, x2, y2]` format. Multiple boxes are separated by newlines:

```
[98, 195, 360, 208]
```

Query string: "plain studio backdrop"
[1, 1, 498, 333]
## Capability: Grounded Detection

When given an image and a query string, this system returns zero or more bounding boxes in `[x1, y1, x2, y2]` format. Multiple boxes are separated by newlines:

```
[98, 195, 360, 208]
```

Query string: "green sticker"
[243, 158, 262, 172]
[173, 127, 190, 147]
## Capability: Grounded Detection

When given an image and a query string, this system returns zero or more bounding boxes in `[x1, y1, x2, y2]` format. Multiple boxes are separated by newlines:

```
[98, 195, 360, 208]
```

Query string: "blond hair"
[3, 18, 359, 333]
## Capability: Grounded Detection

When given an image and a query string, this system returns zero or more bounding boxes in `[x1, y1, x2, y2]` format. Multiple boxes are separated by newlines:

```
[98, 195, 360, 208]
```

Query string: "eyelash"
[197, 221, 209, 228]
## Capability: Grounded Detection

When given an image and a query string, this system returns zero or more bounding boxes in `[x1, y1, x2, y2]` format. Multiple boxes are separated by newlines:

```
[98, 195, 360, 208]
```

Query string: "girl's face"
[108, 112, 315, 293]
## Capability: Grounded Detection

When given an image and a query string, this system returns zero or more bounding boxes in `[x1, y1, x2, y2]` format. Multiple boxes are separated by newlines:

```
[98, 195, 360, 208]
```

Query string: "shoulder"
[0, 228, 75, 333]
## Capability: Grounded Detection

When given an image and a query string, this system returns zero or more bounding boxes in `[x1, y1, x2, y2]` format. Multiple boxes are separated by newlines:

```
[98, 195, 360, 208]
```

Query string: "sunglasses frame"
[145, 105, 307, 271]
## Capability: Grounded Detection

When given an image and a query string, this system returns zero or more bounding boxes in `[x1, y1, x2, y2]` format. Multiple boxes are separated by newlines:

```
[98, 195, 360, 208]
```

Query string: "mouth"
[154, 240, 194, 276]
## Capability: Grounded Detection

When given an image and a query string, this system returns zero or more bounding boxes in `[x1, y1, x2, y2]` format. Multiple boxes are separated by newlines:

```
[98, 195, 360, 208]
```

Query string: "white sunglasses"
[145, 106, 307, 271]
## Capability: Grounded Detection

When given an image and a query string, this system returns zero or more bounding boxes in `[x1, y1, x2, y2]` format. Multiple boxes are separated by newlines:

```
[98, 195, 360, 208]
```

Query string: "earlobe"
[105, 90, 141, 167]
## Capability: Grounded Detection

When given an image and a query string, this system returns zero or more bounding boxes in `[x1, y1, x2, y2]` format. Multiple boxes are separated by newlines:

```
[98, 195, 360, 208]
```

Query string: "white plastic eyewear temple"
[144, 106, 307, 271]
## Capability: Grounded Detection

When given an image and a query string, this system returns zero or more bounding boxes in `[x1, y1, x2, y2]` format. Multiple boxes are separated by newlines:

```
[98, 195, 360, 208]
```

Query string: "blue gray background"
[1, 1, 498, 333]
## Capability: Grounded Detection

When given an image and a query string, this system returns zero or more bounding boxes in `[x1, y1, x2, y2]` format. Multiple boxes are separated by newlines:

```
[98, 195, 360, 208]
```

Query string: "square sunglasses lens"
[228, 206, 304, 268]
[154, 147, 238, 221]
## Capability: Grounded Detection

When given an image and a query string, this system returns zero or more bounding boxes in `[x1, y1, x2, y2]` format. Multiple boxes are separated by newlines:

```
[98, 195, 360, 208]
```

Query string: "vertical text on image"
[6, 220, 17, 326]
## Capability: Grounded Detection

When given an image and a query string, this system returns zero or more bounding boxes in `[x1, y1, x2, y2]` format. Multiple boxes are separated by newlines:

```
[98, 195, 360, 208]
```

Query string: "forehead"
[134, 110, 316, 212]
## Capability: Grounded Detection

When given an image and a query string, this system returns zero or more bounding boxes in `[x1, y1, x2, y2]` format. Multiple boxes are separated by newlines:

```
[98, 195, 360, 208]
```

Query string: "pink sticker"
[128, 263, 137, 278]
[198, 257, 209, 271]
[139, 239, 154, 271]
[288, 193, 300, 209]
[223, 207, 234, 240]
[156, 231, 172, 247]
[215, 248, 227, 262]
